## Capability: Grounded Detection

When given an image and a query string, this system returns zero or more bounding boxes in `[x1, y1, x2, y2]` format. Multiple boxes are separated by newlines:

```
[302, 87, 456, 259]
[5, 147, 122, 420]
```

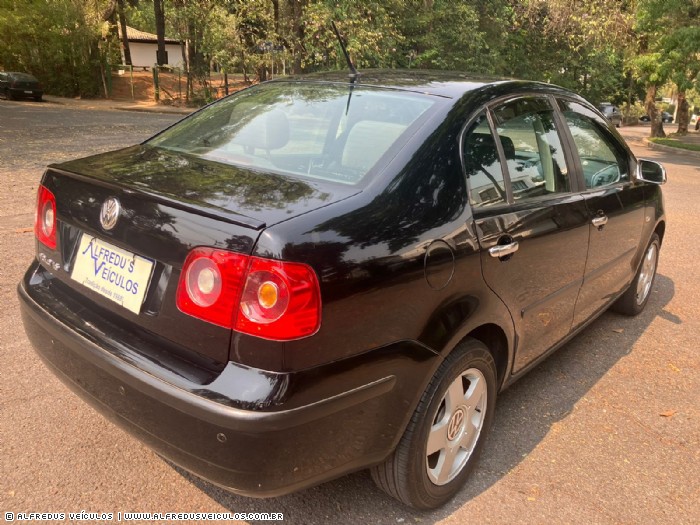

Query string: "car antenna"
[331, 21, 360, 115]
[331, 21, 360, 83]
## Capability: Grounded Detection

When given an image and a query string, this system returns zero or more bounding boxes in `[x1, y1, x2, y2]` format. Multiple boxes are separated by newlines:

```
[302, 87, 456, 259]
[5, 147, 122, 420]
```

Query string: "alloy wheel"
[425, 368, 487, 486]
[636, 242, 658, 306]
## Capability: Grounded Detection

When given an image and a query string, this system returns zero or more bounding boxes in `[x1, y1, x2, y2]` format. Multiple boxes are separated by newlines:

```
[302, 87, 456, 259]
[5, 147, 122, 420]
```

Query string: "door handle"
[591, 215, 608, 229]
[489, 241, 519, 258]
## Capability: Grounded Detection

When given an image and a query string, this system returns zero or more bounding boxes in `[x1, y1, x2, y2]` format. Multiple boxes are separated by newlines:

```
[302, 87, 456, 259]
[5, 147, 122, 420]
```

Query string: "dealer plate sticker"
[71, 234, 154, 315]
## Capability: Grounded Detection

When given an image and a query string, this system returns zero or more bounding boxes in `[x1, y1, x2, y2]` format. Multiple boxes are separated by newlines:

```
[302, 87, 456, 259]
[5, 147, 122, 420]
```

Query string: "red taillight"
[236, 257, 321, 340]
[35, 184, 56, 249]
[176, 248, 249, 328]
[176, 248, 322, 340]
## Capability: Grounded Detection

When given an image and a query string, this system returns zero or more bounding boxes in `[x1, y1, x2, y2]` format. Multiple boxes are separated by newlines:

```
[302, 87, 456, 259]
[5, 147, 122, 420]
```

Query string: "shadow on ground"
[168, 274, 675, 524]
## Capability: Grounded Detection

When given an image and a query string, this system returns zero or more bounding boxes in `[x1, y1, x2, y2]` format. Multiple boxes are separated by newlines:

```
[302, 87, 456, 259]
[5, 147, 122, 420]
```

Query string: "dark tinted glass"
[10, 73, 38, 82]
[559, 99, 628, 188]
[492, 97, 571, 201]
[463, 112, 507, 207]
[149, 83, 435, 186]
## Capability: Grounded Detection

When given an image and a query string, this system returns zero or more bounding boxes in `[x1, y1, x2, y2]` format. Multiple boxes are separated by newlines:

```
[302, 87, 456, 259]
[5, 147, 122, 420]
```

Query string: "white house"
[119, 26, 184, 69]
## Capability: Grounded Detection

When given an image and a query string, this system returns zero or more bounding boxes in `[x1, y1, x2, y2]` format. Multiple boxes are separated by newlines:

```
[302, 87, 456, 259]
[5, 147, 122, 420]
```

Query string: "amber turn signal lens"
[257, 281, 279, 309]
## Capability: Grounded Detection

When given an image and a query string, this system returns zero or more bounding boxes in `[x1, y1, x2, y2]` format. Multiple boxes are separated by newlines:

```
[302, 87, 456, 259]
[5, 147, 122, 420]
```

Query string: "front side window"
[148, 83, 436, 186]
[559, 99, 629, 188]
[491, 97, 571, 201]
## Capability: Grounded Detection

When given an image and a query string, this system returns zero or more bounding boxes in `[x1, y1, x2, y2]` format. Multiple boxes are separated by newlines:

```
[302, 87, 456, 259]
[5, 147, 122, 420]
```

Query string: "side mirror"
[637, 159, 667, 185]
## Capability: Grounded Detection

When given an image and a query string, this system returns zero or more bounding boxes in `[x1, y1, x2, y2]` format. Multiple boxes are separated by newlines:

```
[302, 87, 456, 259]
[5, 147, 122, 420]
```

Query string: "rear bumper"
[18, 261, 437, 496]
[9, 87, 42, 98]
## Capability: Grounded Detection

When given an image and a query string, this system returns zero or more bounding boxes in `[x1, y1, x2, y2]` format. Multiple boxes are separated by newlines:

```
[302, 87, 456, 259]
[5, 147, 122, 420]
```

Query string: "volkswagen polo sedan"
[18, 70, 666, 509]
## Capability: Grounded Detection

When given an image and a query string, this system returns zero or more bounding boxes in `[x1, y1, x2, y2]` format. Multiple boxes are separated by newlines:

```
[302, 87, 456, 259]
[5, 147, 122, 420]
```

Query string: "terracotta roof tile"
[118, 25, 180, 45]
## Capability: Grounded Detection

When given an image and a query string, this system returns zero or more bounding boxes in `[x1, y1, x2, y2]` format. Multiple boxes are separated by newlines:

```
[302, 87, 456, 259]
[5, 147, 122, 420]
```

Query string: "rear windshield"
[148, 82, 436, 185]
[11, 73, 38, 82]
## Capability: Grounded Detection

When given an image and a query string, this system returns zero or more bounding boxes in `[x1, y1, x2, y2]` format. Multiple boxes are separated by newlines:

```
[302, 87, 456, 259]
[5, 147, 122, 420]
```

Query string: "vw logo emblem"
[447, 407, 466, 441]
[100, 197, 121, 231]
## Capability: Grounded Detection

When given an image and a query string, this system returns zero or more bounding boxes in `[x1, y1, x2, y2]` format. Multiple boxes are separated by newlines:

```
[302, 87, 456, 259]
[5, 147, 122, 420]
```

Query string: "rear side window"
[463, 112, 507, 207]
[148, 83, 436, 186]
[491, 97, 571, 201]
[559, 99, 629, 188]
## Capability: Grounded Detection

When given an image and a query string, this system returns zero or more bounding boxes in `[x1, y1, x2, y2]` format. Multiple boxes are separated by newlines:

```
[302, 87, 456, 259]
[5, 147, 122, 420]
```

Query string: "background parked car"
[597, 103, 622, 127]
[0, 71, 43, 101]
[639, 111, 673, 123]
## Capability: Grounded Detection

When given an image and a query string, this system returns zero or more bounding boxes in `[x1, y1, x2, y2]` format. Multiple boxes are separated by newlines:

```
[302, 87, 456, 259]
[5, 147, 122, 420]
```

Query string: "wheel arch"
[654, 220, 666, 246]
[462, 324, 509, 390]
[428, 292, 515, 391]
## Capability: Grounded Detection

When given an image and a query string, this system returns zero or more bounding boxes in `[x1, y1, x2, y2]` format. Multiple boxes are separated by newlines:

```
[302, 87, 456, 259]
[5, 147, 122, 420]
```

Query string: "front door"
[556, 99, 646, 327]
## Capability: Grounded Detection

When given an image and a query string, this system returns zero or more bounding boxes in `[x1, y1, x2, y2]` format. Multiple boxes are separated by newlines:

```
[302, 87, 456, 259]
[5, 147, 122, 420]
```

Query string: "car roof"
[6, 72, 38, 78]
[275, 69, 566, 99]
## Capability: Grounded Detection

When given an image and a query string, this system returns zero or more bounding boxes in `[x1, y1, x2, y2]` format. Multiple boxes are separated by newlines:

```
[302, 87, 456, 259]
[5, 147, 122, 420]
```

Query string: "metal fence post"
[129, 65, 134, 101]
[153, 66, 159, 103]
[106, 62, 112, 98]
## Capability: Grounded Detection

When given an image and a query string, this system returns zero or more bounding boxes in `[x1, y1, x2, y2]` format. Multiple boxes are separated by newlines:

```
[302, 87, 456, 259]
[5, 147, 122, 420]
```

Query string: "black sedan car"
[18, 70, 666, 510]
[0, 71, 43, 101]
[640, 111, 673, 123]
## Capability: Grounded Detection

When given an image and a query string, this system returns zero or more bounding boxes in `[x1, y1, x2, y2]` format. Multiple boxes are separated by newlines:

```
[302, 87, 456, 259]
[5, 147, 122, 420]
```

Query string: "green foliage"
[660, 26, 700, 92]
[396, 1, 486, 71]
[303, 2, 402, 70]
[125, 1, 157, 34]
[502, 0, 634, 104]
[2, 0, 697, 107]
[0, 0, 111, 97]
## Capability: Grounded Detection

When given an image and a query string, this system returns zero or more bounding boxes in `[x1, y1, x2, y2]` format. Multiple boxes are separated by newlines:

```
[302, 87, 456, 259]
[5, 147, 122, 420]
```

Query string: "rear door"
[557, 99, 645, 328]
[465, 97, 589, 373]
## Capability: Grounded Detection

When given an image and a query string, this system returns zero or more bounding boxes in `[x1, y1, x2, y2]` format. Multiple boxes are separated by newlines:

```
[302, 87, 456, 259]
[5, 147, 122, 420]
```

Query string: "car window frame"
[554, 95, 636, 193]
[459, 92, 583, 215]
[460, 110, 512, 208]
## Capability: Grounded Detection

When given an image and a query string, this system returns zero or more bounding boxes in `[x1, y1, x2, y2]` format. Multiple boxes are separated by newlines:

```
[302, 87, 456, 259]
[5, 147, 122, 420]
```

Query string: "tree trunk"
[180, 38, 189, 103]
[154, 0, 166, 66]
[645, 84, 665, 139]
[676, 89, 689, 135]
[287, 0, 306, 73]
[117, 0, 132, 66]
[272, 0, 280, 33]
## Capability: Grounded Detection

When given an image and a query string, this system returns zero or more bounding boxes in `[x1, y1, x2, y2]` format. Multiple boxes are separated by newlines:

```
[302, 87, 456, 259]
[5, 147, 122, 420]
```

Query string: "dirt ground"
[110, 70, 251, 104]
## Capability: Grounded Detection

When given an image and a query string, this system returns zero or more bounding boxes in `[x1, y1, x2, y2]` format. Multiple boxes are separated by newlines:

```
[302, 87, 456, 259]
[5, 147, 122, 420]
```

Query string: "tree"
[302, 2, 401, 71]
[660, 27, 700, 134]
[154, 0, 166, 65]
[634, 0, 700, 137]
[506, 0, 634, 103]
[0, 0, 117, 97]
[117, 0, 132, 65]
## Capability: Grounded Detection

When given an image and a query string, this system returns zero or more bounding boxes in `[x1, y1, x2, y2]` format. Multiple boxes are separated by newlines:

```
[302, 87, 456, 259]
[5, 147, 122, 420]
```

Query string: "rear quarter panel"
[249, 98, 515, 374]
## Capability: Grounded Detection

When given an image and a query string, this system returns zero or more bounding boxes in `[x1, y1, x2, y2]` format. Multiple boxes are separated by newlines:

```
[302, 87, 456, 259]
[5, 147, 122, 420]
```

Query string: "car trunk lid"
[40, 146, 357, 365]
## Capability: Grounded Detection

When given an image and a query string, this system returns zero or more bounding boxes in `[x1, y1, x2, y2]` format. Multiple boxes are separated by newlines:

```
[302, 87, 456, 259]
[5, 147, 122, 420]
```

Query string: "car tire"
[612, 233, 660, 316]
[34, 95, 42, 102]
[370, 338, 497, 510]
[7, 89, 15, 101]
